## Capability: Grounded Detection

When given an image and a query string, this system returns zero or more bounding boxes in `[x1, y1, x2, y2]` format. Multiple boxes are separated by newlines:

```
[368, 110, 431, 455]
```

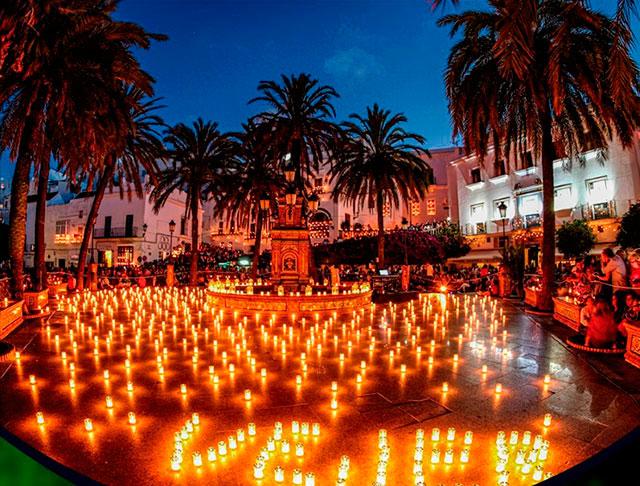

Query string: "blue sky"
[1, 0, 638, 180]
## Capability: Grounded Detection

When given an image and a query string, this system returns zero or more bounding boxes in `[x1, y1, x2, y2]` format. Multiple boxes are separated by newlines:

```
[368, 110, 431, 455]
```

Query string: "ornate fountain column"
[270, 195, 310, 290]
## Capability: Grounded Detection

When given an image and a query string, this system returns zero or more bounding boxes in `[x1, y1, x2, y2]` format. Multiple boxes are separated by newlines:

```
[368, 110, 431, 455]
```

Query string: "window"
[519, 193, 542, 216]
[104, 216, 112, 237]
[586, 177, 609, 204]
[470, 167, 482, 184]
[411, 200, 421, 216]
[218, 221, 223, 234]
[78, 210, 83, 219]
[314, 177, 323, 189]
[55, 220, 69, 235]
[125, 214, 134, 237]
[554, 185, 573, 210]
[117, 246, 133, 264]
[493, 198, 510, 220]
[470, 203, 485, 223]
[426, 198, 436, 216]
[494, 159, 506, 177]
[180, 217, 186, 236]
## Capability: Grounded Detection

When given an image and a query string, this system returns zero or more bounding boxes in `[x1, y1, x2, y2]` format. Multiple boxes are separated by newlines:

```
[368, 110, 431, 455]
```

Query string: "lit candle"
[543, 413, 552, 427]
[218, 441, 227, 456]
[180, 384, 187, 395]
[444, 449, 454, 464]
[192, 451, 202, 467]
[460, 447, 470, 463]
[84, 418, 93, 431]
[128, 412, 136, 425]
[106, 396, 113, 408]
[248, 423, 256, 436]
[509, 430, 518, 445]
[305, 472, 315, 486]
[293, 469, 303, 484]
[36, 412, 44, 424]
[244, 389, 252, 401]
[281, 439, 290, 454]
[495, 383, 502, 394]
[430, 448, 440, 464]
[29, 375, 36, 385]
[442, 382, 448, 393]
[274, 466, 285, 482]
[301, 422, 309, 435]
[207, 447, 216, 462]
[464, 431, 473, 445]
[446, 427, 455, 441]
[312, 423, 320, 436]
[544, 374, 551, 384]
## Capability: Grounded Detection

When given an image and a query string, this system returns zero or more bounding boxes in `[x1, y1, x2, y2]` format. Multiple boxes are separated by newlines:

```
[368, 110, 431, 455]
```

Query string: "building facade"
[203, 147, 463, 251]
[24, 172, 200, 268]
[448, 131, 640, 264]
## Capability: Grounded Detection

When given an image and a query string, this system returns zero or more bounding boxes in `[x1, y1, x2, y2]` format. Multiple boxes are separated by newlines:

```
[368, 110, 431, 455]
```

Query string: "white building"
[24, 171, 201, 268]
[447, 131, 640, 265]
[203, 148, 462, 251]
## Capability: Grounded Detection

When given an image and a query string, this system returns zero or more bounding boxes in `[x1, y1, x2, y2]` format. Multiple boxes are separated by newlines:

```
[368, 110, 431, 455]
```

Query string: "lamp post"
[498, 201, 507, 247]
[169, 220, 176, 262]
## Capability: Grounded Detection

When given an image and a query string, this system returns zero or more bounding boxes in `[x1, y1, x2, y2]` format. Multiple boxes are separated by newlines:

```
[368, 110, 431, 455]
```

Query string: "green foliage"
[556, 219, 596, 259]
[616, 203, 640, 249]
[314, 228, 469, 266]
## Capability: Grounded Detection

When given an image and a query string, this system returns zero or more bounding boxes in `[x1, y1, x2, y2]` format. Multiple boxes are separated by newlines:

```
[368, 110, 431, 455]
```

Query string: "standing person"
[594, 248, 628, 298]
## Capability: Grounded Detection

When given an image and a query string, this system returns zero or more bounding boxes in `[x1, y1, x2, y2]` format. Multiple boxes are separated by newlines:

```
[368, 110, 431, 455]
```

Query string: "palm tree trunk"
[77, 164, 113, 291]
[539, 106, 556, 311]
[34, 155, 50, 290]
[9, 154, 32, 299]
[189, 189, 200, 286]
[9, 100, 44, 299]
[251, 207, 263, 280]
[377, 192, 385, 269]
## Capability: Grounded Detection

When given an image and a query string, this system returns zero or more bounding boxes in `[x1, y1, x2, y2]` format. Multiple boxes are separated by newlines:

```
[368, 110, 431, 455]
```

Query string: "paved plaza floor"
[1, 289, 640, 485]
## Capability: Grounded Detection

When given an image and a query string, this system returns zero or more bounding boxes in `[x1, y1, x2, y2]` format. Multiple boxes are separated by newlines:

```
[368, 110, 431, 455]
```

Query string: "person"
[612, 290, 628, 326]
[585, 296, 618, 348]
[579, 296, 595, 334]
[67, 273, 76, 293]
[619, 292, 640, 339]
[594, 248, 628, 295]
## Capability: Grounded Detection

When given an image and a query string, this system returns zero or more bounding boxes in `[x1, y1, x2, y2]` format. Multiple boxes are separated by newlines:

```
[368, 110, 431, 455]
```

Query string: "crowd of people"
[554, 248, 640, 349]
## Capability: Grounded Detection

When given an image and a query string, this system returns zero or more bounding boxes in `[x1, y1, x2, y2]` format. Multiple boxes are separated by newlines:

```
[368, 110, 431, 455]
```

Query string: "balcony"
[576, 201, 617, 221]
[94, 226, 143, 238]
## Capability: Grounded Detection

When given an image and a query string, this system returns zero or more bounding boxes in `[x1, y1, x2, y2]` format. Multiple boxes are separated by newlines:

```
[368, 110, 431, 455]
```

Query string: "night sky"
[0, 0, 637, 180]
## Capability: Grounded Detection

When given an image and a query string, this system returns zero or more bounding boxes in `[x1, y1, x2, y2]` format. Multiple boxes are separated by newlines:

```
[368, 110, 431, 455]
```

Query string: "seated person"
[99, 276, 112, 289]
[579, 296, 595, 334]
[585, 297, 618, 348]
[619, 292, 640, 339]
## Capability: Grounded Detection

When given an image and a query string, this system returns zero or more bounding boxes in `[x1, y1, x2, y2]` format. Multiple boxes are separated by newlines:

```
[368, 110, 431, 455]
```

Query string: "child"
[579, 296, 595, 334]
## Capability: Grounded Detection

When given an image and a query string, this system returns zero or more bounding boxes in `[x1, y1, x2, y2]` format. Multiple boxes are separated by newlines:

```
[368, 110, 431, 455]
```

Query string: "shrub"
[556, 219, 596, 259]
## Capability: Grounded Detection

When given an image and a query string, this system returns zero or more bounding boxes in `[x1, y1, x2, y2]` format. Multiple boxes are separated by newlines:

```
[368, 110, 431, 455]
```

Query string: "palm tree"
[214, 120, 285, 279]
[249, 73, 341, 189]
[76, 88, 165, 291]
[151, 118, 239, 286]
[440, 0, 639, 311]
[0, 0, 165, 297]
[329, 104, 432, 268]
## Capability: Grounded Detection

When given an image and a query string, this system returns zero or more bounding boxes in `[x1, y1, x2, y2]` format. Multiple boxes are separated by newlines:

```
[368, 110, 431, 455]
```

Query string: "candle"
[29, 375, 36, 385]
[207, 447, 216, 462]
[460, 447, 470, 463]
[84, 418, 93, 431]
[305, 472, 315, 486]
[253, 462, 264, 479]
[431, 428, 440, 441]
[128, 412, 136, 425]
[495, 383, 502, 394]
[431, 448, 440, 464]
[464, 431, 473, 444]
[244, 389, 252, 401]
[36, 412, 44, 424]
[295, 442, 304, 457]
[543, 413, 552, 427]
[274, 466, 284, 482]
[444, 448, 454, 464]
[192, 451, 202, 467]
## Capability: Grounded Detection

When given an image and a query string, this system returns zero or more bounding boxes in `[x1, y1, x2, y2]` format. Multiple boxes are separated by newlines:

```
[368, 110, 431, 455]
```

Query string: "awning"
[448, 249, 502, 263]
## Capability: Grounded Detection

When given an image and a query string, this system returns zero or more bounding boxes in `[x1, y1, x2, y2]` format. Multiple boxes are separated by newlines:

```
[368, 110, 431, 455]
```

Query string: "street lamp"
[285, 186, 297, 206]
[259, 192, 271, 212]
[308, 193, 319, 213]
[497, 201, 507, 247]
[284, 163, 295, 184]
[169, 219, 176, 261]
